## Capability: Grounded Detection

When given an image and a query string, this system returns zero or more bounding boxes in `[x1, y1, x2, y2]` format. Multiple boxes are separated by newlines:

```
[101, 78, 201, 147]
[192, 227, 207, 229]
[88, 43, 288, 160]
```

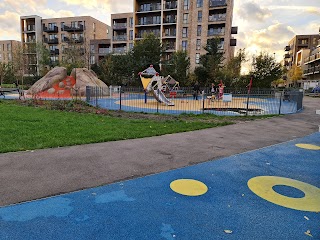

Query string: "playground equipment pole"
[119, 86, 122, 110]
[246, 76, 253, 116]
[144, 90, 147, 104]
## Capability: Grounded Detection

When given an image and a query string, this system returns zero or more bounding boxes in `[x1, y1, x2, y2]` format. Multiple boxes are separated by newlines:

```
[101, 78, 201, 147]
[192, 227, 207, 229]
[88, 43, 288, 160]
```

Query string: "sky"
[0, 0, 319, 70]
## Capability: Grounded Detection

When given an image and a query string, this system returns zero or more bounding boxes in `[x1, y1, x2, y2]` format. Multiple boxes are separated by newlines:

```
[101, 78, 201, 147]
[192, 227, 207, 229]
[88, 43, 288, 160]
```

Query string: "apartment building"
[0, 40, 21, 64]
[303, 38, 320, 87]
[20, 15, 110, 75]
[89, 39, 111, 64]
[284, 34, 320, 70]
[111, 13, 134, 54]
[132, 0, 237, 70]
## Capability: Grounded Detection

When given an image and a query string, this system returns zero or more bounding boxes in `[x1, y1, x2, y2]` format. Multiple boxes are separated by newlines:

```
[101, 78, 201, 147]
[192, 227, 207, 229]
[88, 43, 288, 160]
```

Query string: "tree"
[195, 37, 225, 86]
[287, 64, 303, 87]
[162, 50, 190, 86]
[250, 52, 283, 88]
[130, 33, 164, 77]
[221, 48, 247, 87]
[0, 62, 15, 85]
[36, 42, 51, 76]
[60, 39, 87, 74]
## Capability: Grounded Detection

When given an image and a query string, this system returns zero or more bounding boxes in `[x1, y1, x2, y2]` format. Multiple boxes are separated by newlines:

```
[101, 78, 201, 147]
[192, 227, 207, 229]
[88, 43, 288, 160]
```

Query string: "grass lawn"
[0, 100, 240, 153]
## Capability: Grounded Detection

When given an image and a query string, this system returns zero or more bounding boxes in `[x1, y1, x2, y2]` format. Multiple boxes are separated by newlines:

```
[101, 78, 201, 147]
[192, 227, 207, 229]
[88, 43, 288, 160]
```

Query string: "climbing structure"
[139, 65, 174, 106]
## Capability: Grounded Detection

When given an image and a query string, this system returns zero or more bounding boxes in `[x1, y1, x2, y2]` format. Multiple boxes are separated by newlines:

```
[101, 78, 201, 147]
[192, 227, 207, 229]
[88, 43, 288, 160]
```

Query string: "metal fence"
[85, 86, 304, 116]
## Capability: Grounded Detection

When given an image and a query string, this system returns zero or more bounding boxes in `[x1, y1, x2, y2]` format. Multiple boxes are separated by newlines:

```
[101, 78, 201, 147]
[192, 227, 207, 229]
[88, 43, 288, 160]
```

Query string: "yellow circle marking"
[295, 143, 320, 150]
[170, 179, 208, 196]
[248, 176, 320, 212]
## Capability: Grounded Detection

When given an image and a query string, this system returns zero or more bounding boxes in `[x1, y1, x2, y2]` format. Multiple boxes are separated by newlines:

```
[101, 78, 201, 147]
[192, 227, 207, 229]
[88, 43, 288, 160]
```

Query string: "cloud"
[236, 2, 272, 22]
[0, 11, 21, 40]
[0, 0, 47, 14]
[41, 9, 75, 19]
[57, 0, 132, 13]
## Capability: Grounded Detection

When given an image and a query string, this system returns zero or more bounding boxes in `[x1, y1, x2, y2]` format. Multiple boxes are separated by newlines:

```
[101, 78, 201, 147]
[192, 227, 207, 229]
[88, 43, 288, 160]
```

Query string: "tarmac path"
[0, 97, 319, 206]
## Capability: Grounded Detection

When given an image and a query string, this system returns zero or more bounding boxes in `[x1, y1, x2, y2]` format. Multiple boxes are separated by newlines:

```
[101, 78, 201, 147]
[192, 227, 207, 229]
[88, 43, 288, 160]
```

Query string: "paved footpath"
[0, 97, 319, 207]
[0, 130, 319, 239]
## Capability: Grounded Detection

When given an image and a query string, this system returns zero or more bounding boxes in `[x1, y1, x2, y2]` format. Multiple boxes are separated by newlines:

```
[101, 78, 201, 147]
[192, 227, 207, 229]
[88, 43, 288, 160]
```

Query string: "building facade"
[303, 38, 320, 88]
[0, 40, 21, 64]
[109, 0, 237, 70]
[111, 13, 134, 54]
[20, 15, 110, 75]
[284, 34, 320, 70]
[132, 0, 237, 70]
[89, 39, 111, 64]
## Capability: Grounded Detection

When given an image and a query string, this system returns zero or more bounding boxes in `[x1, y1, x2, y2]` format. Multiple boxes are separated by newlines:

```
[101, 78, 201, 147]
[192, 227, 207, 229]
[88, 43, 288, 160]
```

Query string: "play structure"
[27, 67, 108, 98]
[139, 65, 174, 106]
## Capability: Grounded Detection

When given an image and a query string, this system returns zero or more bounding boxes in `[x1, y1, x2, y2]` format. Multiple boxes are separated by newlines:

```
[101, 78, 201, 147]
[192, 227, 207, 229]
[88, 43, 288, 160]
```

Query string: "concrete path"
[1, 133, 319, 239]
[0, 97, 319, 206]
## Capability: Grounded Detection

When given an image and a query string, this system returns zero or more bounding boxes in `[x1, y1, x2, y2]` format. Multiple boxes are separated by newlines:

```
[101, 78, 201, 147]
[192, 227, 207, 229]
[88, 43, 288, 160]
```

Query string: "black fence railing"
[85, 86, 304, 116]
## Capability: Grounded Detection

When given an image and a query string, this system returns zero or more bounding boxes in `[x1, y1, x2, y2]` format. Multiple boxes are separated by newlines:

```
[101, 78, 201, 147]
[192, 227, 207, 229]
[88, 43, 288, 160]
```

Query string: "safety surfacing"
[0, 133, 319, 239]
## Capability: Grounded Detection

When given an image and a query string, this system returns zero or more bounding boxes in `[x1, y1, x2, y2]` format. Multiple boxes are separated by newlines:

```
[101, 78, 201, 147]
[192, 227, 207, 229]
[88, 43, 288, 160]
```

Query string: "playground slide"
[153, 90, 174, 106]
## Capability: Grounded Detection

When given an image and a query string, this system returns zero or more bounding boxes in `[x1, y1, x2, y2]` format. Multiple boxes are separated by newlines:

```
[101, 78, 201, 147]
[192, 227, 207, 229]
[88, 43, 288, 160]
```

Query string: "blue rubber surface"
[0, 133, 319, 239]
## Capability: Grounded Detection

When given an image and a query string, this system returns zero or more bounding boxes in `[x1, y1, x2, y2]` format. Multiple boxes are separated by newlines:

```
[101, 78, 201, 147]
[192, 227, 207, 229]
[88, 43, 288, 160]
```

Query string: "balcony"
[164, 1, 177, 10]
[43, 26, 58, 33]
[72, 37, 84, 43]
[208, 14, 226, 22]
[62, 37, 70, 42]
[24, 25, 35, 32]
[209, 0, 227, 7]
[137, 3, 161, 12]
[304, 52, 320, 64]
[207, 29, 225, 36]
[163, 17, 177, 24]
[230, 39, 236, 46]
[315, 65, 320, 73]
[137, 19, 161, 26]
[113, 23, 127, 30]
[284, 46, 290, 51]
[50, 49, 60, 55]
[62, 24, 84, 32]
[98, 48, 111, 54]
[284, 53, 290, 59]
[44, 38, 59, 44]
[303, 68, 314, 75]
[113, 47, 127, 54]
[113, 35, 127, 41]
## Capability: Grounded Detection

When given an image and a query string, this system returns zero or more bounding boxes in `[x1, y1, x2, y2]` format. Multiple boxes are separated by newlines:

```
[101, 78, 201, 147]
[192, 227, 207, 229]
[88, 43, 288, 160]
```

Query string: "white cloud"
[236, 2, 272, 22]
[0, 11, 21, 40]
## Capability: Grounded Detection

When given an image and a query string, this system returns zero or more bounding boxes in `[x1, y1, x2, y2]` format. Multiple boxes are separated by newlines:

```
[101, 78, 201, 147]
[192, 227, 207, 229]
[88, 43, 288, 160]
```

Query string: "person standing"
[193, 81, 200, 100]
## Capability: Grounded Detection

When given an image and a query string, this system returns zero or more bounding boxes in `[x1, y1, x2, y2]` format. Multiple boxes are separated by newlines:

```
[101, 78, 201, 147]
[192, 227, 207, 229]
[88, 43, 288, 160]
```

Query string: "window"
[90, 55, 95, 64]
[183, 13, 189, 24]
[198, 11, 202, 22]
[129, 30, 133, 40]
[90, 44, 95, 53]
[183, 0, 189, 10]
[300, 39, 308, 45]
[61, 22, 65, 30]
[0, 53, 2, 62]
[8, 53, 12, 61]
[93, 23, 96, 32]
[197, 25, 202, 36]
[197, 0, 203, 7]
[7, 43, 11, 51]
[129, 17, 133, 28]
[182, 27, 188, 38]
[195, 53, 200, 64]
[129, 43, 133, 50]
[182, 40, 188, 51]
[196, 39, 201, 50]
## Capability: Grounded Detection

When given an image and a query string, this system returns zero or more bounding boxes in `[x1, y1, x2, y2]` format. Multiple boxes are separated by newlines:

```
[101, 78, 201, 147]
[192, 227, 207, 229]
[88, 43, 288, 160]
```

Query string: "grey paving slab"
[0, 97, 319, 206]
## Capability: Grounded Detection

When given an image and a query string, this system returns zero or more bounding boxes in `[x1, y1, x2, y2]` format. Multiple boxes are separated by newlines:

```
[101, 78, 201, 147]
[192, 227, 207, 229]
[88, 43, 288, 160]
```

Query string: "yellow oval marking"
[248, 176, 320, 212]
[170, 179, 208, 196]
[295, 144, 320, 150]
